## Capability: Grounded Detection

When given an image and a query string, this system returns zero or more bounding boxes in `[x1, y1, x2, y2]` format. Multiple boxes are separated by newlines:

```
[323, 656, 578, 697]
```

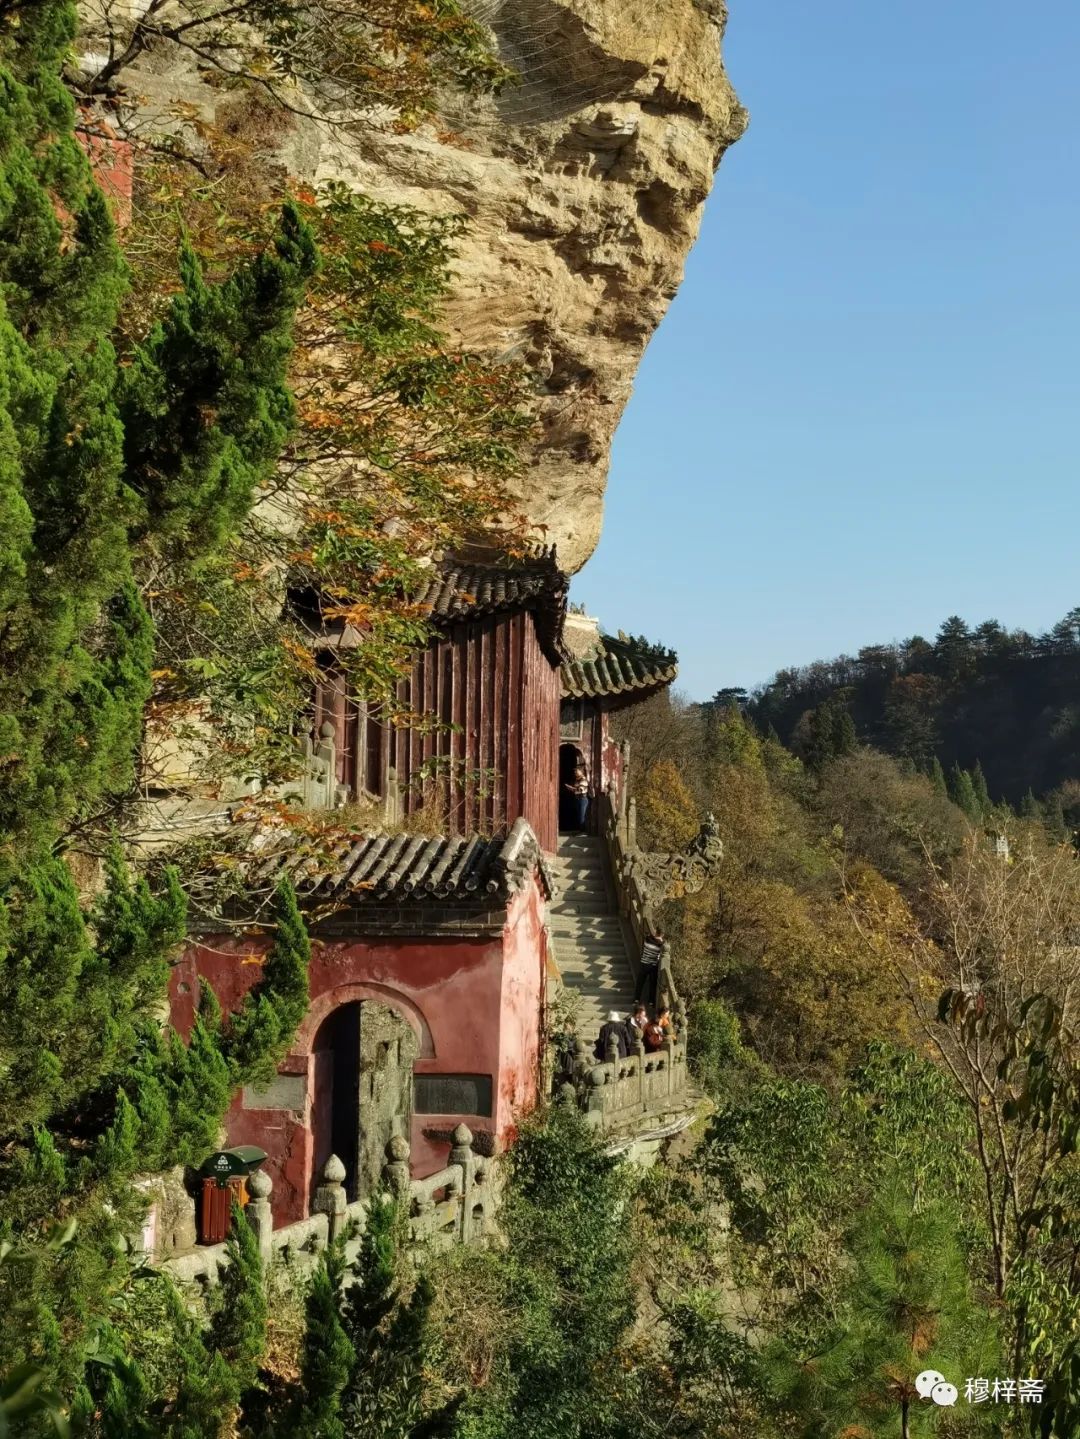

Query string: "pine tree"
[800, 697, 857, 773]
[835, 707, 857, 758]
[949, 765, 980, 821]
[295, 1247, 353, 1439]
[766, 1178, 999, 1437]
[245, 1246, 353, 1439]
[168, 1282, 242, 1439]
[212, 1205, 269, 1398]
[929, 755, 948, 798]
[119, 213, 317, 559]
[1045, 793, 1068, 843]
[971, 760, 991, 817]
[934, 615, 976, 684]
[338, 1198, 461, 1438]
[0, 0, 131, 850]
[1021, 789, 1041, 820]
[0, 0, 314, 849]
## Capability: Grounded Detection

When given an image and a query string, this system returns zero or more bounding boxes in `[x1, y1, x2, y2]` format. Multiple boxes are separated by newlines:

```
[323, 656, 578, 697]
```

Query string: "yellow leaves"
[280, 637, 319, 678]
[638, 761, 699, 852]
[322, 601, 371, 628]
[295, 399, 345, 429]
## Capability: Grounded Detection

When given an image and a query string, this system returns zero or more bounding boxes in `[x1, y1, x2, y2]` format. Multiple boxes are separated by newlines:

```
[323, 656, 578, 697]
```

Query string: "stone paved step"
[548, 834, 637, 1050]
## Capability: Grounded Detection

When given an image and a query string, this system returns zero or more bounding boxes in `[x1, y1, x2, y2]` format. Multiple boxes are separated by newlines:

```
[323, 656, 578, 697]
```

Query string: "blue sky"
[571, 0, 1080, 700]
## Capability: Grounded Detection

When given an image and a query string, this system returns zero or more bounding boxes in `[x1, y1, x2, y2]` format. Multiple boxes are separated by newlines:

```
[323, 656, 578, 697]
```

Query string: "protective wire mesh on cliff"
[460, 0, 679, 126]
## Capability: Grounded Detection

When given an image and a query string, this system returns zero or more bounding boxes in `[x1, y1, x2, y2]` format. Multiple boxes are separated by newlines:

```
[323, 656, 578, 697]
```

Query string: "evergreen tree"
[248, 1199, 458, 1439]
[799, 696, 857, 773]
[0, 0, 317, 1408]
[211, 1205, 269, 1398]
[929, 755, 948, 798]
[949, 764, 980, 821]
[295, 1247, 353, 1439]
[971, 760, 991, 817]
[1021, 789, 1041, 820]
[0, 0, 314, 849]
[1045, 793, 1068, 843]
[119, 215, 317, 559]
[222, 879, 312, 1085]
[338, 1197, 459, 1437]
[766, 1179, 999, 1437]
[934, 615, 976, 684]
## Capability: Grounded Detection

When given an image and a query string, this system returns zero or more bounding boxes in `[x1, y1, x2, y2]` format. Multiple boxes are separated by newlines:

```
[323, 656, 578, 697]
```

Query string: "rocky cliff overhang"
[302, 0, 747, 570]
[79, 0, 745, 573]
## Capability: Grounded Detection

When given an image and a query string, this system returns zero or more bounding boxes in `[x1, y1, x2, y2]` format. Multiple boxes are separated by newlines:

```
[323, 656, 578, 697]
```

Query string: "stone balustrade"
[596, 783, 679, 1014]
[162, 1125, 497, 1287]
[387, 1125, 499, 1253]
[574, 1028, 689, 1132]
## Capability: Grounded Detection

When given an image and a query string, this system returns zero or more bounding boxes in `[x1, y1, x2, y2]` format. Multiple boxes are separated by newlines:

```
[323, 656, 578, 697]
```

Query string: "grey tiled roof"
[412, 549, 568, 663]
[293, 549, 569, 666]
[244, 816, 554, 906]
[561, 633, 678, 701]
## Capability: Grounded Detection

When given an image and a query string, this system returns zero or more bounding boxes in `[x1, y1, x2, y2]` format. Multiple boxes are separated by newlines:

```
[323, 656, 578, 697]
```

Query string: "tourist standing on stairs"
[595, 1010, 629, 1061]
[635, 929, 665, 1008]
[553, 1018, 581, 1091]
[563, 759, 590, 832]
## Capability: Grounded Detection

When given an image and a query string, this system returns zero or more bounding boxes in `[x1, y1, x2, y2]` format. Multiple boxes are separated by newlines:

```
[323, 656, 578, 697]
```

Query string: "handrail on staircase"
[596, 778, 682, 1027]
[597, 745, 724, 1036]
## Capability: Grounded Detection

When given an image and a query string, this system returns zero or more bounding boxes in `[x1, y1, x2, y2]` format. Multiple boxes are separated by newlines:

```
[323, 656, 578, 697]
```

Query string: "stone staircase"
[548, 833, 637, 1048]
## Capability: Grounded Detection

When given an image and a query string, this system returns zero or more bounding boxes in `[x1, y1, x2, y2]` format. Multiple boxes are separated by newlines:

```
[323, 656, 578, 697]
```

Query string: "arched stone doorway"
[311, 1000, 419, 1203]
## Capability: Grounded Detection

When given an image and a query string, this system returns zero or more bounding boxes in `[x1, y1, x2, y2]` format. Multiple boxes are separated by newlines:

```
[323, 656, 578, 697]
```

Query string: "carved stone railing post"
[664, 1034, 677, 1099]
[618, 742, 630, 820]
[449, 1123, 474, 1243]
[383, 1135, 412, 1201]
[313, 1154, 348, 1243]
[627, 796, 637, 853]
[605, 1032, 619, 1068]
[633, 1033, 646, 1108]
[246, 1168, 274, 1270]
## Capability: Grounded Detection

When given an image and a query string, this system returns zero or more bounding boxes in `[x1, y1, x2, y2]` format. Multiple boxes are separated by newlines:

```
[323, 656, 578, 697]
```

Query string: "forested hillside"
[605, 693, 1080, 1436]
[732, 608, 1080, 811]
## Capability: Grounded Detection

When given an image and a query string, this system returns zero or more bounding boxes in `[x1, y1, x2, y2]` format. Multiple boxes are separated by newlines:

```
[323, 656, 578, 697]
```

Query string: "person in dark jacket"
[595, 1010, 629, 1062]
[635, 930, 665, 1007]
[553, 1019, 582, 1092]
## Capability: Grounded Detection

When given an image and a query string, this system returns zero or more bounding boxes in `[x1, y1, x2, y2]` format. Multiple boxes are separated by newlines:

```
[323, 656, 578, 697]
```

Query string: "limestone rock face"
[83, 0, 745, 572]
[282, 0, 747, 571]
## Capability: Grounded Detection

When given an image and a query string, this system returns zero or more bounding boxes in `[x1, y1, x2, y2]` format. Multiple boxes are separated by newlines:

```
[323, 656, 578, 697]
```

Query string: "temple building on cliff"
[170, 550, 680, 1231]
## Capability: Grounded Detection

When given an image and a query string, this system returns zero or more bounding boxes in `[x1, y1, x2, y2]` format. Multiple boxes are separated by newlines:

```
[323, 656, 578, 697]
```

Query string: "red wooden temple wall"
[315, 611, 560, 851]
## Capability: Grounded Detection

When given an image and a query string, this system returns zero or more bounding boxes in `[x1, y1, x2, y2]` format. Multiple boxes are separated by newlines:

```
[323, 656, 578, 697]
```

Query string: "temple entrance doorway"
[559, 742, 588, 833]
[311, 1000, 418, 1204]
